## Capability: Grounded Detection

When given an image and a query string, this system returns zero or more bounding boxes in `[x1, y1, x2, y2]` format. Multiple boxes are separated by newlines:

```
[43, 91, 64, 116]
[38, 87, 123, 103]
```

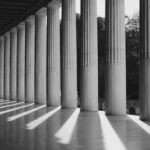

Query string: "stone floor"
[0, 99, 150, 150]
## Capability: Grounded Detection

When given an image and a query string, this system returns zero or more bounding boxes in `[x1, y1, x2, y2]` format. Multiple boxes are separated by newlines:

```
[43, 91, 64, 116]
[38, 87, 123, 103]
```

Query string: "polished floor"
[0, 100, 150, 150]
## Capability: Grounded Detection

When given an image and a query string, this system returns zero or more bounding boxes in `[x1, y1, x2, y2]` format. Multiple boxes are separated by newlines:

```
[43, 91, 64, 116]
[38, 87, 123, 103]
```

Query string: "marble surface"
[0, 100, 150, 150]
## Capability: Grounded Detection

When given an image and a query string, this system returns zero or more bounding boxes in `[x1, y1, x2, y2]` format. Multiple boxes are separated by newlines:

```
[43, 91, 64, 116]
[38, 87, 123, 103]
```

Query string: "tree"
[126, 12, 140, 100]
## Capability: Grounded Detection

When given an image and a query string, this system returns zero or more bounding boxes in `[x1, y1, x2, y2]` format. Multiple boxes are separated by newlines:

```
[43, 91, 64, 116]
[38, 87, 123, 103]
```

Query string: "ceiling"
[0, 0, 53, 35]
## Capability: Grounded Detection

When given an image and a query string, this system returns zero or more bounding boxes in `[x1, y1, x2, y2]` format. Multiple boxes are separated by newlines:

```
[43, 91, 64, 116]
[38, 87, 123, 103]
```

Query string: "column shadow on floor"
[0, 107, 77, 150]
[0, 100, 9, 103]
[0, 103, 34, 115]
[0, 105, 60, 150]
[34, 108, 77, 150]
[0, 102, 25, 110]
[46, 110, 105, 150]
[0, 101, 16, 106]
[4, 106, 150, 150]
[127, 115, 150, 134]
[7, 104, 46, 121]
[101, 112, 150, 150]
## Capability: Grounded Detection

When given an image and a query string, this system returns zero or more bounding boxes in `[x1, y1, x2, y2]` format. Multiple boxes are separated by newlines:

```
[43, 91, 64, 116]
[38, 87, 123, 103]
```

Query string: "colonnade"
[0, 0, 149, 120]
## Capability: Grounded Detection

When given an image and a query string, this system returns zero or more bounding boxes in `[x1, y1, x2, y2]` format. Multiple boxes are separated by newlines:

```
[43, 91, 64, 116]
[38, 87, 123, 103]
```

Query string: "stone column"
[4, 32, 10, 100]
[139, 0, 150, 120]
[80, 0, 98, 111]
[105, 0, 126, 115]
[17, 22, 25, 102]
[35, 8, 47, 104]
[10, 27, 17, 101]
[61, 0, 77, 108]
[25, 16, 35, 103]
[0, 36, 4, 99]
[47, 2, 61, 106]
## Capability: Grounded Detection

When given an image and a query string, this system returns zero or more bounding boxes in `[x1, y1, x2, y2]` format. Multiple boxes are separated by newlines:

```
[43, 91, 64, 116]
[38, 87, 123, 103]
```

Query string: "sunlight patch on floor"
[0, 100, 9, 102]
[7, 105, 46, 121]
[128, 115, 150, 135]
[55, 108, 80, 144]
[0, 102, 24, 109]
[0, 103, 34, 115]
[26, 106, 61, 130]
[0, 101, 15, 106]
[99, 112, 127, 150]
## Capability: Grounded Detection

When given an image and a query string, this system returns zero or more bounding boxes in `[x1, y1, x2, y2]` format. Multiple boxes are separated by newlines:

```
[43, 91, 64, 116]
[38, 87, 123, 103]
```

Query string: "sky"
[76, 0, 139, 17]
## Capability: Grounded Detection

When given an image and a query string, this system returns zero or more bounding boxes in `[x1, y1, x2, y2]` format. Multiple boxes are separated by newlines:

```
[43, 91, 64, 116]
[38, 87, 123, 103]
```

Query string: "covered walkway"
[0, 0, 150, 149]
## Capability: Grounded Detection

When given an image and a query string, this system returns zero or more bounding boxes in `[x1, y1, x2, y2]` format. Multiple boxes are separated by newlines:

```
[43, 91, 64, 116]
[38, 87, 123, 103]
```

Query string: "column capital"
[47, 0, 61, 8]
[4, 32, 10, 37]
[10, 27, 17, 33]
[26, 15, 35, 22]
[0, 36, 4, 41]
[35, 7, 47, 16]
[17, 22, 25, 28]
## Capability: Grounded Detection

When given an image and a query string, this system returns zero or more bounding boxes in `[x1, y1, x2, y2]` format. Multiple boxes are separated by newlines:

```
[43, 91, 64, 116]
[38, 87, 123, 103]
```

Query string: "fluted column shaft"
[61, 0, 77, 108]
[10, 27, 17, 101]
[105, 0, 126, 115]
[17, 22, 25, 102]
[25, 16, 35, 103]
[0, 36, 4, 99]
[4, 32, 10, 100]
[139, 0, 150, 120]
[35, 8, 47, 104]
[80, 0, 98, 111]
[47, 3, 60, 106]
